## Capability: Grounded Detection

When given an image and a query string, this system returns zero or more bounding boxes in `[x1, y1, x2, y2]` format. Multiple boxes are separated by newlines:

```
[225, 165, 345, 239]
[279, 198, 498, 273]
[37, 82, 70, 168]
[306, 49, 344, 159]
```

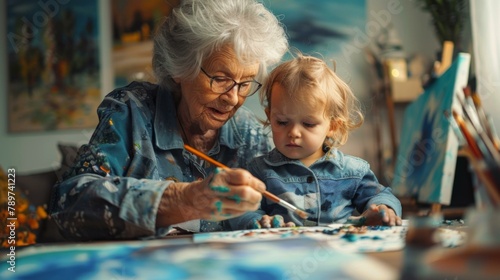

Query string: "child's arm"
[352, 169, 403, 226]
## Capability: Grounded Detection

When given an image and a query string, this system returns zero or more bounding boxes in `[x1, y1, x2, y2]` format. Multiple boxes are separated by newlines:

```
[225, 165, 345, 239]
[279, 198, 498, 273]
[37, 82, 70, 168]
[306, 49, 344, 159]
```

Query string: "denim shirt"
[227, 148, 402, 229]
[50, 81, 272, 240]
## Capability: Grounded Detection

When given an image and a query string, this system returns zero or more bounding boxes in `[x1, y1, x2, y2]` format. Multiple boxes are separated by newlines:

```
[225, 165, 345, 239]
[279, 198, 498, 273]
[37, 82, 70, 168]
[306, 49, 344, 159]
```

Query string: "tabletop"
[1, 222, 498, 280]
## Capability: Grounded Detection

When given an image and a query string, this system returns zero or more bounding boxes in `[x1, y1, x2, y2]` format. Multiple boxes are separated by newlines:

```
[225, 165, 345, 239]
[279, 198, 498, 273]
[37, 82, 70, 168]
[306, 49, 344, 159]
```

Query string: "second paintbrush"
[183, 144, 309, 219]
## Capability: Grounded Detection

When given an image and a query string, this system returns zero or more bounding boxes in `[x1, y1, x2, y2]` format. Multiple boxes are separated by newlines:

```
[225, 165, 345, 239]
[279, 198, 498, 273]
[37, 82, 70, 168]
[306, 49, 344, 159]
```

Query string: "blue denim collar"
[263, 147, 345, 169]
[153, 87, 243, 152]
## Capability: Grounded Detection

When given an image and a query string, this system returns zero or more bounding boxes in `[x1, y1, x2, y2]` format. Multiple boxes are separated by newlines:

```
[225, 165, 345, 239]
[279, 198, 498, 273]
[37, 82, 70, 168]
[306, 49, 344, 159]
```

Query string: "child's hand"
[349, 204, 402, 226]
[249, 215, 295, 229]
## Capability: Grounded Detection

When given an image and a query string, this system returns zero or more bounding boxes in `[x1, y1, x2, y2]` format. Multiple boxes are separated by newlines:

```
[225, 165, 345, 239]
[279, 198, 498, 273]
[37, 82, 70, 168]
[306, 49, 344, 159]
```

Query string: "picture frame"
[6, 0, 101, 132]
[111, 0, 178, 87]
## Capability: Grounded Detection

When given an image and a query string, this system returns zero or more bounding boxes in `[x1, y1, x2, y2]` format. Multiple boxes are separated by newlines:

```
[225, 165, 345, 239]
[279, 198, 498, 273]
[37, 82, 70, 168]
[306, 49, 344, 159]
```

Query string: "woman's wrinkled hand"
[182, 167, 266, 222]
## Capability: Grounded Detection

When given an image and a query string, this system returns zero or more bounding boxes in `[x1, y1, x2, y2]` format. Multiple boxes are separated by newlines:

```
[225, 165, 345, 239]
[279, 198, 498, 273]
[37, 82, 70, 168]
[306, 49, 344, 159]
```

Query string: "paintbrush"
[457, 91, 500, 167]
[469, 89, 498, 148]
[183, 144, 310, 219]
[452, 110, 500, 204]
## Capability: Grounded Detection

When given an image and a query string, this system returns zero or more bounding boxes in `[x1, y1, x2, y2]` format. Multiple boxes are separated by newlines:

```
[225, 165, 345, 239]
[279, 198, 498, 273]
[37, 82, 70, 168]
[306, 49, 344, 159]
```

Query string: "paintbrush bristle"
[295, 209, 309, 219]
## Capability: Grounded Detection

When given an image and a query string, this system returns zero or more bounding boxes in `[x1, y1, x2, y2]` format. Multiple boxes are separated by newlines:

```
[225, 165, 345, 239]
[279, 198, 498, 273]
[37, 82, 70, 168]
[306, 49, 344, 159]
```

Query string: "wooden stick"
[183, 144, 310, 219]
[436, 41, 454, 76]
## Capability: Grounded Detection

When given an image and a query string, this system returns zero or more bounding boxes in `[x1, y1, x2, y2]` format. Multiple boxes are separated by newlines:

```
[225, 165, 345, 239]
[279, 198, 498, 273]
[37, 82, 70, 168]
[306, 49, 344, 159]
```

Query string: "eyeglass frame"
[200, 68, 262, 97]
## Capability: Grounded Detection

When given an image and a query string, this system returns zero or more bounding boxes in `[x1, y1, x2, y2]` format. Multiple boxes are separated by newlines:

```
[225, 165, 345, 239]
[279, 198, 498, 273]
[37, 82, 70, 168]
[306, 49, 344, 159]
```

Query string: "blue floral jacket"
[227, 148, 402, 229]
[50, 81, 272, 240]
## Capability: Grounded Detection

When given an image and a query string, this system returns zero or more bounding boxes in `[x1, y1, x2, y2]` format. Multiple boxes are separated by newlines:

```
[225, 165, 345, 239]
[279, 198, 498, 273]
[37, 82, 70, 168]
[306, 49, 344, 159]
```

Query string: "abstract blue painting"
[265, 0, 366, 60]
[0, 237, 397, 279]
[391, 53, 471, 204]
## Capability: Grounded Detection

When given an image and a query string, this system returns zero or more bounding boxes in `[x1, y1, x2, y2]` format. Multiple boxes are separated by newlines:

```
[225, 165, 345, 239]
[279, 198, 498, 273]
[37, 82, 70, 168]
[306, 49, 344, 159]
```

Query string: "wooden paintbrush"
[184, 144, 310, 219]
[452, 110, 500, 205]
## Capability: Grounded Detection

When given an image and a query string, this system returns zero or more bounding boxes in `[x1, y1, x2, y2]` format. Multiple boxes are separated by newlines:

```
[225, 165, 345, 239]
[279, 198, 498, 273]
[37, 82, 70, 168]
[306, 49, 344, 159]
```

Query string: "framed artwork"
[111, 0, 178, 87]
[6, 0, 101, 132]
[391, 53, 471, 205]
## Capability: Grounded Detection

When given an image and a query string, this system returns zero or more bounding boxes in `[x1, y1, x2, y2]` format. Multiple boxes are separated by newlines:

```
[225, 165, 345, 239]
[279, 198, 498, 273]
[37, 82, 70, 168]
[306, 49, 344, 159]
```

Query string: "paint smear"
[228, 195, 241, 204]
[346, 216, 367, 226]
[250, 219, 261, 229]
[215, 201, 223, 212]
[211, 185, 230, 193]
[272, 216, 283, 228]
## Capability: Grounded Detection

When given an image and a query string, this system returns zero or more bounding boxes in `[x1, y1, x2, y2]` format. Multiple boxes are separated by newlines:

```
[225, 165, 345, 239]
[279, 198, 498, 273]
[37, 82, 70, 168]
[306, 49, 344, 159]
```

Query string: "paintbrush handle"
[184, 144, 309, 218]
[184, 144, 229, 169]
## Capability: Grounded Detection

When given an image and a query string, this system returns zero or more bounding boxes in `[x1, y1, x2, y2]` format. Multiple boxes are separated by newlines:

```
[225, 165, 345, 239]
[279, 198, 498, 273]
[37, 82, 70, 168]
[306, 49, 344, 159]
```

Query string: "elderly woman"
[50, 0, 288, 240]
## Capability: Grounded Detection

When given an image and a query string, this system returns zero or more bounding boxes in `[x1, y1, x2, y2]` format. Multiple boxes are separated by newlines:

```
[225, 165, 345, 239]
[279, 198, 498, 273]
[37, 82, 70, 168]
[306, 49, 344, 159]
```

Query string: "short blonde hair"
[260, 54, 364, 148]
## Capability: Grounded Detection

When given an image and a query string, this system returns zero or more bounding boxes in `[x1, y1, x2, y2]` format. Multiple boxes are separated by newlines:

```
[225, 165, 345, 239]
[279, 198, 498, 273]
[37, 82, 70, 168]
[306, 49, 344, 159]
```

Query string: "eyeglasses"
[200, 68, 262, 97]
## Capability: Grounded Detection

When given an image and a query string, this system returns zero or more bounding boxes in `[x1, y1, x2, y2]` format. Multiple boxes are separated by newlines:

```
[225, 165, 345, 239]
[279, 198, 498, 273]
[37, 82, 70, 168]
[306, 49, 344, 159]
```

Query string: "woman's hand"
[248, 214, 295, 229]
[348, 204, 402, 226]
[156, 167, 265, 227]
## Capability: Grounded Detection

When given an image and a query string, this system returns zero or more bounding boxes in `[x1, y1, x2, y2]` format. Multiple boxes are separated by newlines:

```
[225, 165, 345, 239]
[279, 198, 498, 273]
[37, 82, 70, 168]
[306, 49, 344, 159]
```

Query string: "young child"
[227, 54, 402, 230]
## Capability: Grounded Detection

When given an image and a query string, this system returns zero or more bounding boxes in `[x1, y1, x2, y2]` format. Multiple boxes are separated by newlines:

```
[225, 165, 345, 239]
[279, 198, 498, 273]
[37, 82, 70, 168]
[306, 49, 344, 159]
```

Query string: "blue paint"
[367, 225, 391, 231]
[272, 216, 283, 228]
[211, 185, 230, 193]
[322, 229, 341, 235]
[215, 201, 223, 212]
[228, 195, 241, 204]
[250, 219, 261, 229]
[341, 233, 358, 242]
[346, 216, 366, 226]
[379, 209, 386, 218]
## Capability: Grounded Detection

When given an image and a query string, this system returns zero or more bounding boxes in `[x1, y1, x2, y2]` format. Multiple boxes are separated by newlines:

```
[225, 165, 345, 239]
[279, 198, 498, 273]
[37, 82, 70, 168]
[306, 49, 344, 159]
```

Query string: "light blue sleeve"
[50, 88, 175, 240]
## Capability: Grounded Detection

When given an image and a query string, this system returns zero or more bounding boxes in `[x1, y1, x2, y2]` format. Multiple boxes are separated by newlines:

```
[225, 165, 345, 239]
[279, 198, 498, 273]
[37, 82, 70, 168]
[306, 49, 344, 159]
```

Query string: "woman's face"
[176, 45, 260, 134]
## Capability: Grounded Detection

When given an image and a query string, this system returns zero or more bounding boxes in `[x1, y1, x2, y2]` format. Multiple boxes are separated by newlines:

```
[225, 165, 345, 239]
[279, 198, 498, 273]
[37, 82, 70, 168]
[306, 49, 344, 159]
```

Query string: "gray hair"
[152, 0, 288, 92]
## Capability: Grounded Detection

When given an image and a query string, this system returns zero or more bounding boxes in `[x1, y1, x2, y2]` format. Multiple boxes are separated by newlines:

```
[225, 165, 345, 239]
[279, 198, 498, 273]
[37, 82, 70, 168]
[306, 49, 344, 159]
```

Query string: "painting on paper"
[111, 0, 178, 87]
[6, 0, 101, 132]
[391, 53, 471, 204]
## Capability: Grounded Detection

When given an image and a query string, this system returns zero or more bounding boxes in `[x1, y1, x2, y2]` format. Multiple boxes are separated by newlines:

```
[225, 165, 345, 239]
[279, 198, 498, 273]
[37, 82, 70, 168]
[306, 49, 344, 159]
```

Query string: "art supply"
[452, 110, 482, 158]
[457, 90, 500, 166]
[452, 110, 500, 206]
[183, 144, 309, 219]
[470, 89, 500, 151]
[444, 110, 466, 145]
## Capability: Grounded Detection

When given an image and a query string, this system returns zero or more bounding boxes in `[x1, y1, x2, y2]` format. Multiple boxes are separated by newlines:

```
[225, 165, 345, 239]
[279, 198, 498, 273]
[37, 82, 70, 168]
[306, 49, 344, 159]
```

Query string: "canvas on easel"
[391, 53, 471, 205]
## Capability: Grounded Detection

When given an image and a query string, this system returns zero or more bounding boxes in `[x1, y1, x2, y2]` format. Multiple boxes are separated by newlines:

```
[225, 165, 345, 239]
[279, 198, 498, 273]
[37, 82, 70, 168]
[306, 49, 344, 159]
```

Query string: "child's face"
[267, 83, 333, 167]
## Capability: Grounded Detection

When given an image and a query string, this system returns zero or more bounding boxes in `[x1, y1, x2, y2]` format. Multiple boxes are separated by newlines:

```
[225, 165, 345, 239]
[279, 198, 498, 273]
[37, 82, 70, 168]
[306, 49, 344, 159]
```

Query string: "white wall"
[0, 1, 113, 173]
[1, 0, 468, 174]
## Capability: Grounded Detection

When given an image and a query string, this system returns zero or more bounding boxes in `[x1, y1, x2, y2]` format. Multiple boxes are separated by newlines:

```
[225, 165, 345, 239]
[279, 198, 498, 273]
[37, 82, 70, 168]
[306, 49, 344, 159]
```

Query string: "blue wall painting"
[391, 53, 471, 204]
[6, 0, 100, 132]
[266, 0, 366, 62]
